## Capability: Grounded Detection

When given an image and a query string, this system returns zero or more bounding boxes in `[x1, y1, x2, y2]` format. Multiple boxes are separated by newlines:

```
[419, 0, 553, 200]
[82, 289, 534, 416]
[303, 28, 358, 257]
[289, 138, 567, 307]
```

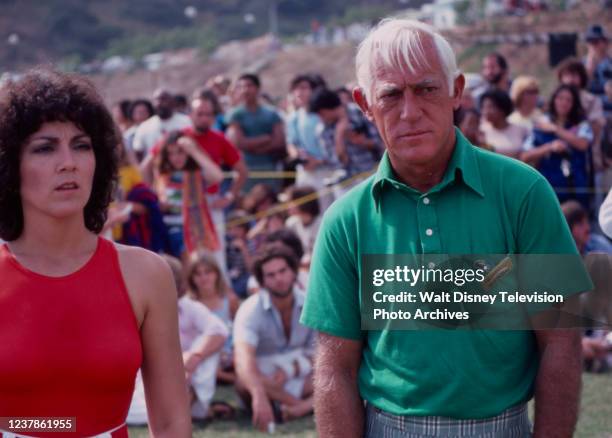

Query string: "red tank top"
[0, 237, 142, 437]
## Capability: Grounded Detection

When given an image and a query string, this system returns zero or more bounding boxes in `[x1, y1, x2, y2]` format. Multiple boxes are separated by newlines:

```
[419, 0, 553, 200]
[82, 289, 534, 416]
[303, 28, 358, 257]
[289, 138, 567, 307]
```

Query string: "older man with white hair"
[301, 19, 592, 438]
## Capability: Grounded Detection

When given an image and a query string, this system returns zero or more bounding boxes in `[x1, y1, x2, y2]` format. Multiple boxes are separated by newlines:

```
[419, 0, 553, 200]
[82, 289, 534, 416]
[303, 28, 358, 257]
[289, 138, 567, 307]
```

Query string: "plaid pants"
[365, 403, 532, 438]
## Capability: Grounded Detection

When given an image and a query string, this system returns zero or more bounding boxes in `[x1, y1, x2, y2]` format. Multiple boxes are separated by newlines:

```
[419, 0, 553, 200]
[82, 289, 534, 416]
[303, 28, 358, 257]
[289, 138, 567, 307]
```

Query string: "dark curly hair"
[0, 68, 119, 241]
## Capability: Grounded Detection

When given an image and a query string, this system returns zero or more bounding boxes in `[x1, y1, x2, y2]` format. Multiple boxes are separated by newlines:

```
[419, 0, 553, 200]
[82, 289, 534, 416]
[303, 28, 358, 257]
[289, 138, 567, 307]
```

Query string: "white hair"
[355, 18, 460, 103]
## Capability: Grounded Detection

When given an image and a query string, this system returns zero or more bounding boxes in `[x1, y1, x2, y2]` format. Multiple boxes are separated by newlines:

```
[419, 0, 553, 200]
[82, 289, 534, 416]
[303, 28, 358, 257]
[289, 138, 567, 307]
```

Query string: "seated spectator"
[285, 186, 321, 268]
[234, 244, 315, 431]
[187, 254, 240, 384]
[127, 255, 228, 425]
[600, 187, 612, 238]
[154, 131, 224, 259]
[508, 75, 542, 131]
[562, 200, 612, 255]
[522, 85, 593, 209]
[480, 89, 528, 158]
[226, 210, 255, 300]
[454, 107, 490, 149]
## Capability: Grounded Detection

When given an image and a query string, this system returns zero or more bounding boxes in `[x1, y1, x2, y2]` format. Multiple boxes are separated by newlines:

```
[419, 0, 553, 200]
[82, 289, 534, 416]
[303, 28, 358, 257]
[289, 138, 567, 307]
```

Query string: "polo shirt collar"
[371, 127, 484, 210]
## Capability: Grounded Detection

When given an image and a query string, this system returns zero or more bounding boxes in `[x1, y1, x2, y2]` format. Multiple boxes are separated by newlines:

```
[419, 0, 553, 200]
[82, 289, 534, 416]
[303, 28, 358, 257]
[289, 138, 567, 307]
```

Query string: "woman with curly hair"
[0, 69, 191, 437]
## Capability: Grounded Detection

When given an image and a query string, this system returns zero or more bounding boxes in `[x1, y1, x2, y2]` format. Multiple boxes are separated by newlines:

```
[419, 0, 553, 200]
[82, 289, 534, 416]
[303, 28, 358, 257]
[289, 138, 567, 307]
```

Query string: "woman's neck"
[13, 213, 95, 257]
[491, 119, 509, 130]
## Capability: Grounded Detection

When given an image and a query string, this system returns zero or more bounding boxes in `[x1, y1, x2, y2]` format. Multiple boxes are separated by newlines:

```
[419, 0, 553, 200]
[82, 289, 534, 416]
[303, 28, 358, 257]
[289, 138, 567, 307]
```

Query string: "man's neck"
[245, 100, 259, 111]
[390, 132, 456, 193]
[270, 289, 294, 315]
[194, 126, 209, 135]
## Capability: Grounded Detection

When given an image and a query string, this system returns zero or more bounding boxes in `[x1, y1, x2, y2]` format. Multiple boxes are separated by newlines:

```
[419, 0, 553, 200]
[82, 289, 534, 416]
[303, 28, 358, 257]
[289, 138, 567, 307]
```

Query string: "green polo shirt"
[301, 129, 592, 419]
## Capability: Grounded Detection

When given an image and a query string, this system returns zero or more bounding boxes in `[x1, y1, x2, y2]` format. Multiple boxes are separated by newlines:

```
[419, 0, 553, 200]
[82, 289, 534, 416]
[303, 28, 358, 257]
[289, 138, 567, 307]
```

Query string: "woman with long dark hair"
[521, 84, 593, 208]
[0, 69, 191, 437]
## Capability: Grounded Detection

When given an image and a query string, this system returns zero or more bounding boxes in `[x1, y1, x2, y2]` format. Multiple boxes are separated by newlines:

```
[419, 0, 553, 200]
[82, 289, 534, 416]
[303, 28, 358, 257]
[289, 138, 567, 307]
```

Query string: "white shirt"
[480, 121, 528, 158]
[178, 295, 228, 354]
[599, 188, 612, 239]
[132, 112, 192, 154]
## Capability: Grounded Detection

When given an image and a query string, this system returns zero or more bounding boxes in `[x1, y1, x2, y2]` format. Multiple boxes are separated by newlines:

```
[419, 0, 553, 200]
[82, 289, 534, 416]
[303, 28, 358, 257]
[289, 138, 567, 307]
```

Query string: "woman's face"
[166, 142, 188, 170]
[519, 88, 539, 112]
[131, 103, 152, 125]
[481, 98, 505, 125]
[554, 89, 574, 118]
[192, 263, 218, 294]
[20, 121, 95, 224]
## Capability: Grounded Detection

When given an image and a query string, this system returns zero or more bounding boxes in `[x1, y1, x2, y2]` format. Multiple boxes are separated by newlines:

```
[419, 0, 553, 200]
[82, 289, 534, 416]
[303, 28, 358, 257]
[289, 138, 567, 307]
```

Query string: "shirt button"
[423, 197, 430, 205]
[425, 228, 433, 236]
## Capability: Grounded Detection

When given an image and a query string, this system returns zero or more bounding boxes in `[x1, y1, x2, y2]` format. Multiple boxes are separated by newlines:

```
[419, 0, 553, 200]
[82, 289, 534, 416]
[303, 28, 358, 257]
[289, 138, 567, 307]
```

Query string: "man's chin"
[268, 288, 293, 298]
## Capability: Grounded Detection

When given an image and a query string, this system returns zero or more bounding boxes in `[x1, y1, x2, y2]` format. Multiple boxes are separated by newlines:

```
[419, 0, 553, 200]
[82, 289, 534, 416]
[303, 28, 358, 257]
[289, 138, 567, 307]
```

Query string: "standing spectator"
[187, 91, 248, 273]
[112, 99, 133, 133]
[133, 89, 192, 161]
[562, 200, 612, 254]
[584, 24, 612, 97]
[508, 75, 542, 131]
[310, 88, 382, 197]
[123, 99, 155, 153]
[234, 244, 315, 431]
[285, 74, 334, 211]
[522, 84, 593, 209]
[473, 52, 512, 103]
[479, 89, 528, 158]
[226, 73, 286, 191]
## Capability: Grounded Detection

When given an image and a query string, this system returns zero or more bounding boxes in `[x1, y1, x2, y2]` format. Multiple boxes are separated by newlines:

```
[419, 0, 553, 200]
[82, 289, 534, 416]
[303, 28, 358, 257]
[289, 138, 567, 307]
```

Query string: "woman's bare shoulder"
[113, 243, 177, 326]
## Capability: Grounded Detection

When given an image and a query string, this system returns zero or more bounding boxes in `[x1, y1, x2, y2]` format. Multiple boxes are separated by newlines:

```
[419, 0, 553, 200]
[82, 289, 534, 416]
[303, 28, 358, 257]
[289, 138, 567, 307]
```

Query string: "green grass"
[129, 373, 612, 437]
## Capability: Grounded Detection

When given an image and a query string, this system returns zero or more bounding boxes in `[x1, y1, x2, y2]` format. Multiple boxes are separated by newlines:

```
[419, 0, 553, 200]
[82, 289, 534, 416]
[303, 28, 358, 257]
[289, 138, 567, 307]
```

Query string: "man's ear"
[452, 74, 466, 111]
[353, 87, 374, 121]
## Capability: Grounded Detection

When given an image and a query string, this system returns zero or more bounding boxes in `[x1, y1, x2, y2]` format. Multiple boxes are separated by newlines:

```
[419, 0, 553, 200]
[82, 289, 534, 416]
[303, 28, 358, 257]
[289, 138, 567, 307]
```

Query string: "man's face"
[361, 45, 463, 167]
[482, 55, 504, 85]
[560, 72, 582, 88]
[237, 79, 259, 104]
[292, 80, 313, 109]
[588, 39, 608, 57]
[190, 99, 215, 132]
[261, 257, 296, 298]
[571, 217, 591, 251]
[153, 91, 174, 119]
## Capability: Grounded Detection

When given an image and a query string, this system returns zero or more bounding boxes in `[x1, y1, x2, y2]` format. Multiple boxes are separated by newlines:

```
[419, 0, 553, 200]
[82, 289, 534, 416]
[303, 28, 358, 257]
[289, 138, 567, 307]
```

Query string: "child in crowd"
[187, 254, 240, 384]
[154, 131, 224, 259]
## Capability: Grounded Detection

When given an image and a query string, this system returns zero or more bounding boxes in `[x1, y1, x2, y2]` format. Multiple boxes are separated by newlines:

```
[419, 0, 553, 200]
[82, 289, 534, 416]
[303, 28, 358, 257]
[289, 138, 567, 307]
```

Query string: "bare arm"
[268, 122, 287, 154]
[229, 159, 248, 198]
[234, 341, 275, 431]
[178, 137, 224, 184]
[520, 141, 565, 166]
[227, 123, 272, 154]
[532, 328, 582, 438]
[184, 334, 226, 378]
[314, 333, 364, 437]
[139, 153, 155, 186]
[555, 126, 590, 152]
[118, 247, 191, 437]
